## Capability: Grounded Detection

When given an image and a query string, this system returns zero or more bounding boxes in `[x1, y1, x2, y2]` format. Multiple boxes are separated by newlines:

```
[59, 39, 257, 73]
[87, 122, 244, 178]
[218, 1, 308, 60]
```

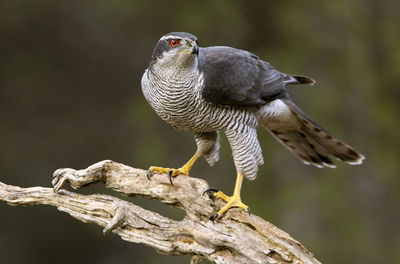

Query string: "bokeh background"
[1, 1, 399, 263]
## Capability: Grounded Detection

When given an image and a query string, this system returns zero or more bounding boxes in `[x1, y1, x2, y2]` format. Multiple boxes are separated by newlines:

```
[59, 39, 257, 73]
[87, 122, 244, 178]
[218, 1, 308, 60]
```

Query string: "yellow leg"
[148, 151, 202, 180]
[209, 173, 249, 221]
[179, 151, 202, 175]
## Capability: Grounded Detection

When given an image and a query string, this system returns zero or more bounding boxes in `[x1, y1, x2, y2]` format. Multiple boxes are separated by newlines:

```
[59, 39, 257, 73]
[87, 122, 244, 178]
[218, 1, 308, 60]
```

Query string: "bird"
[141, 32, 365, 221]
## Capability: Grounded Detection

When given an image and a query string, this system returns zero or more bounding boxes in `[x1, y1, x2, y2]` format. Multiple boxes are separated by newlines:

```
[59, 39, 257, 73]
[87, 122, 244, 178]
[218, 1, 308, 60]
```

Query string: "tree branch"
[0, 160, 321, 264]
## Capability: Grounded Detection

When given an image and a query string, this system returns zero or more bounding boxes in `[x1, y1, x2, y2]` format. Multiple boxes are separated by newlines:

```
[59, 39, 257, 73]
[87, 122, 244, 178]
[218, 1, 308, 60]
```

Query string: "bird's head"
[149, 32, 199, 71]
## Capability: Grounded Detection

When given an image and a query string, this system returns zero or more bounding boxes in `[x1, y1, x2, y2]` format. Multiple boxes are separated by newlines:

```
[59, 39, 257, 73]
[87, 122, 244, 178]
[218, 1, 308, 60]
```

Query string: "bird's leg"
[204, 173, 250, 221]
[147, 151, 202, 184]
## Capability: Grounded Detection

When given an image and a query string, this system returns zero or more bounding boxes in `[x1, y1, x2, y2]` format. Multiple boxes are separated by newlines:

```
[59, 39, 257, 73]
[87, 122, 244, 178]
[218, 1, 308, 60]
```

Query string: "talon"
[147, 169, 153, 181]
[207, 175, 249, 220]
[210, 213, 218, 222]
[203, 187, 219, 196]
[146, 165, 189, 185]
[168, 170, 174, 185]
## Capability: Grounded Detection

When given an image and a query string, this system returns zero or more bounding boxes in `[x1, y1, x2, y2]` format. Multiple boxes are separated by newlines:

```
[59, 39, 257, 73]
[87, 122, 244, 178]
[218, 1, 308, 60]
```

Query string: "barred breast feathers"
[143, 65, 259, 132]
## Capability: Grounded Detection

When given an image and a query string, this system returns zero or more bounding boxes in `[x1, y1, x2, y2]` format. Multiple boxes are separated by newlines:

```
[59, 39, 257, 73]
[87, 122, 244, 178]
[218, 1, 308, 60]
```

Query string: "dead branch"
[0, 160, 321, 264]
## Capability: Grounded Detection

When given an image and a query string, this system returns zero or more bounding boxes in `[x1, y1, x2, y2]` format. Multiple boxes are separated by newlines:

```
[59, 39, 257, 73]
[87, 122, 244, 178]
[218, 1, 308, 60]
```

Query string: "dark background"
[1, 1, 399, 263]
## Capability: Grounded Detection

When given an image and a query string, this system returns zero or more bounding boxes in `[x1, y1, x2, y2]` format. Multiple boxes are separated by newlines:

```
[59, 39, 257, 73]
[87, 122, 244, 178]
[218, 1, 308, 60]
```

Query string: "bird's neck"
[149, 56, 198, 81]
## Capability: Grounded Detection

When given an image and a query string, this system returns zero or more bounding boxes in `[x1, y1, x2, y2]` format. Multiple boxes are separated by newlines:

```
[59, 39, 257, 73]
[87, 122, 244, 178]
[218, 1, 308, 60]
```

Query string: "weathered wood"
[0, 160, 321, 264]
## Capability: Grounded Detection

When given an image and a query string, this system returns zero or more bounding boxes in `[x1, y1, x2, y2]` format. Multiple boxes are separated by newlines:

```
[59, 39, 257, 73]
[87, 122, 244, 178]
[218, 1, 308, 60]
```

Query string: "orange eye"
[169, 39, 179, 47]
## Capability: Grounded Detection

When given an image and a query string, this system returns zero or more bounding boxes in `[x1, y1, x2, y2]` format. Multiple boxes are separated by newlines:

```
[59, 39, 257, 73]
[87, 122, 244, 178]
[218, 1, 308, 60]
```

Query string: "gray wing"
[198, 46, 310, 106]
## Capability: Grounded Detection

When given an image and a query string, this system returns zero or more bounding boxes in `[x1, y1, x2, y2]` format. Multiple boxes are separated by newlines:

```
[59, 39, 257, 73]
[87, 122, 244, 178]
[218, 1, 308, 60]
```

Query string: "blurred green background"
[1, 0, 399, 263]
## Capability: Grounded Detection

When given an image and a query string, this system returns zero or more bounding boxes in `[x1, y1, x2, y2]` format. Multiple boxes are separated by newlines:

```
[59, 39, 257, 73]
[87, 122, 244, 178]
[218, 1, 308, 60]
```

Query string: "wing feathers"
[199, 46, 288, 106]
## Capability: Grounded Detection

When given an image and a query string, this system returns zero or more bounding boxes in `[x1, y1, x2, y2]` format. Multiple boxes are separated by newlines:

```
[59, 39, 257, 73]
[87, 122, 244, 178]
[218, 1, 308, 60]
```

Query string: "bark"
[0, 160, 321, 264]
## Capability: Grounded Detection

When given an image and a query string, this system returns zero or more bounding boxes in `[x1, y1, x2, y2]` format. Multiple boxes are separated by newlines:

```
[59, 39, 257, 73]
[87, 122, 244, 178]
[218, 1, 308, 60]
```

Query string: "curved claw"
[146, 169, 153, 181]
[203, 187, 219, 196]
[210, 213, 219, 222]
[168, 170, 174, 185]
[247, 207, 251, 216]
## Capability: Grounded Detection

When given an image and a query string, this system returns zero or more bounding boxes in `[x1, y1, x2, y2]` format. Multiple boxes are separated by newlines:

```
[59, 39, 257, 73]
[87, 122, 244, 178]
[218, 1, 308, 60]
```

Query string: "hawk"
[141, 32, 364, 220]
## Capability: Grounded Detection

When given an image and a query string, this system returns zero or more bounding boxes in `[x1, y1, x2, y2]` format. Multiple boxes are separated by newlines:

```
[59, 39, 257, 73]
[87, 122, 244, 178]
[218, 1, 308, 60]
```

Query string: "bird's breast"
[141, 69, 259, 132]
[141, 70, 205, 131]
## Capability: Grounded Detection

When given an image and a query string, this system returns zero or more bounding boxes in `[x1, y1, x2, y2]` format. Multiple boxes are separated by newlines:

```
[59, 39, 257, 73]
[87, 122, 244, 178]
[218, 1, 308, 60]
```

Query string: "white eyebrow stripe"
[160, 35, 183, 41]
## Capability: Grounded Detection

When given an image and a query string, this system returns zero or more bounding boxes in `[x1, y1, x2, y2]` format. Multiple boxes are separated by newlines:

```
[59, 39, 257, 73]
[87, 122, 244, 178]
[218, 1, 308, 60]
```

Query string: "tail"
[261, 99, 365, 168]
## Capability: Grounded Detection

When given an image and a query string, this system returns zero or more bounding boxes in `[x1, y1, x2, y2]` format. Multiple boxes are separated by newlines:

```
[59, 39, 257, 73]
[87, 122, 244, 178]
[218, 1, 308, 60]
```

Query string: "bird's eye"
[169, 39, 179, 47]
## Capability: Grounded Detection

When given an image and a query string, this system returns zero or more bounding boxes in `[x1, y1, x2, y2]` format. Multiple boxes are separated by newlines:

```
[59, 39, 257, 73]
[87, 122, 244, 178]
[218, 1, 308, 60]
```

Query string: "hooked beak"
[190, 41, 199, 55]
[179, 41, 199, 55]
